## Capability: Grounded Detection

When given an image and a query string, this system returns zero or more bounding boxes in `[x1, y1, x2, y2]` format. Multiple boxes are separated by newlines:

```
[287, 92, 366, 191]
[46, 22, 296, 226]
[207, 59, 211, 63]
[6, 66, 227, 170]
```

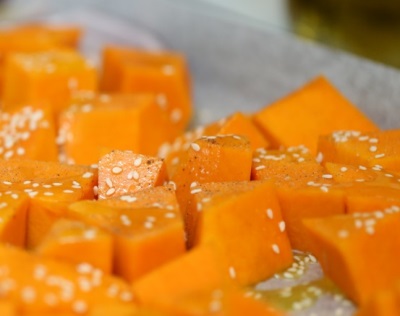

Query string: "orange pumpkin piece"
[0, 194, 29, 247]
[171, 135, 252, 224]
[58, 93, 174, 165]
[101, 46, 192, 136]
[0, 104, 58, 161]
[3, 49, 97, 117]
[153, 287, 284, 316]
[68, 200, 185, 282]
[0, 244, 135, 315]
[356, 286, 400, 316]
[253, 76, 378, 154]
[318, 129, 400, 172]
[303, 207, 400, 304]
[251, 146, 324, 188]
[277, 186, 345, 252]
[34, 219, 113, 273]
[0, 159, 97, 248]
[98, 150, 167, 200]
[193, 181, 293, 286]
[132, 246, 231, 308]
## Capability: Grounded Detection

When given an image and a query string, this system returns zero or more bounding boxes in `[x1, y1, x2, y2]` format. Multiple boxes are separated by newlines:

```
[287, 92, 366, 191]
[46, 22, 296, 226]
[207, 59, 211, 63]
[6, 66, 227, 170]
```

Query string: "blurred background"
[0, 0, 399, 69]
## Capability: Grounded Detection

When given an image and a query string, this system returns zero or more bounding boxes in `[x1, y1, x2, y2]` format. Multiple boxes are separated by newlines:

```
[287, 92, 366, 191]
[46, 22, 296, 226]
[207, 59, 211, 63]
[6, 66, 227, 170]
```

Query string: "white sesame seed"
[144, 221, 153, 229]
[11, 193, 19, 199]
[369, 138, 378, 143]
[229, 266, 236, 279]
[322, 174, 333, 179]
[132, 171, 139, 180]
[191, 143, 201, 152]
[369, 146, 377, 152]
[112, 166, 123, 174]
[355, 220, 363, 229]
[266, 208, 273, 219]
[375, 153, 385, 159]
[338, 230, 349, 238]
[165, 212, 176, 218]
[358, 165, 367, 170]
[255, 165, 266, 171]
[272, 244, 280, 254]
[44, 192, 54, 196]
[127, 172, 133, 180]
[315, 152, 324, 163]
[72, 300, 88, 314]
[279, 221, 286, 232]
[2, 181, 11, 186]
[120, 195, 137, 203]
[82, 172, 93, 179]
[134, 158, 142, 167]
[105, 178, 113, 188]
[28, 191, 38, 197]
[340, 166, 348, 172]
[191, 188, 202, 194]
[119, 291, 133, 302]
[106, 188, 116, 196]
[16, 147, 25, 156]
[52, 182, 62, 186]
[170, 109, 182, 123]
[190, 181, 198, 188]
[21, 286, 36, 303]
[120, 214, 131, 226]
[320, 186, 329, 193]
[283, 272, 294, 279]
[63, 190, 74, 194]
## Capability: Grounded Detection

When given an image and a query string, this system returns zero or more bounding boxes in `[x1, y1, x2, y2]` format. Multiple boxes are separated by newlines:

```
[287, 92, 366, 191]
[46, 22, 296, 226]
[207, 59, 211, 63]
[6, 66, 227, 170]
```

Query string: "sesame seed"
[315, 152, 324, 163]
[112, 166, 123, 174]
[338, 230, 349, 238]
[255, 165, 266, 170]
[134, 157, 142, 167]
[11, 193, 19, 199]
[127, 172, 133, 180]
[144, 221, 153, 229]
[229, 266, 236, 279]
[105, 178, 113, 188]
[340, 166, 348, 172]
[52, 182, 62, 186]
[16, 147, 25, 156]
[21, 286, 36, 303]
[355, 220, 363, 228]
[132, 171, 139, 180]
[266, 208, 274, 219]
[77, 262, 93, 274]
[358, 165, 367, 170]
[119, 291, 133, 302]
[322, 174, 333, 179]
[272, 244, 280, 254]
[279, 221, 286, 232]
[191, 143, 201, 152]
[120, 214, 131, 226]
[72, 300, 88, 314]
[165, 212, 176, 218]
[170, 109, 182, 123]
[120, 195, 137, 203]
[44, 192, 54, 196]
[190, 182, 198, 188]
[320, 186, 329, 193]
[82, 172, 93, 179]
[191, 188, 202, 194]
[297, 157, 305, 163]
[283, 272, 294, 279]
[375, 153, 385, 159]
[369, 138, 378, 143]
[42, 184, 52, 189]
[369, 146, 377, 152]
[358, 135, 369, 141]
[63, 190, 74, 194]
[385, 173, 394, 178]
[2, 181, 12, 185]
[106, 188, 116, 196]
[28, 191, 38, 197]
[23, 180, 31, 185]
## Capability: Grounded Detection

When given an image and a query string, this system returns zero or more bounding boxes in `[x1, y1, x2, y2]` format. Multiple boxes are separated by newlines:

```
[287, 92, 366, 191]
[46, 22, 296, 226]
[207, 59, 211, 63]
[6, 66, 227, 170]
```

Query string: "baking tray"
[7, 0, 400, 314]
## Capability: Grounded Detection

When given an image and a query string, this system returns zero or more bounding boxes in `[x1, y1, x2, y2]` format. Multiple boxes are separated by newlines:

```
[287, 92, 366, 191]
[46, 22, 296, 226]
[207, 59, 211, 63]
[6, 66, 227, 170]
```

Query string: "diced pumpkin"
[251, 146, 324, 188]
[101, 46, 192, 136]
[34, 219, 113, 273]
[98, 150, 167, 200]
[356, 286, 400, 316]
[253, 76, 378, 154]
[171, 135, 252, 226]
[68, 200, 185, 282]
[0, 105, 58, 161]
[3, 49, 97, 117]
[132, 246, 232, 307]
[318, 129, 400, 172]
[0, 244, 135, 314]
[277, 186, 345, 251]
[58, 93, 174, 164]
[0, 193, 29, 247]
[159, 112, 269, 178]
[193, 181, 293, 286]
[303, 207, 400, 304]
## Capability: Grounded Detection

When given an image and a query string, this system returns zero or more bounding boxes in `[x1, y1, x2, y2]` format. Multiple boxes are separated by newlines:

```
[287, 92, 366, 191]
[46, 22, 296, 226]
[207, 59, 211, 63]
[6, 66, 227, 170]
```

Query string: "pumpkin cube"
[101, 46, 192, 136]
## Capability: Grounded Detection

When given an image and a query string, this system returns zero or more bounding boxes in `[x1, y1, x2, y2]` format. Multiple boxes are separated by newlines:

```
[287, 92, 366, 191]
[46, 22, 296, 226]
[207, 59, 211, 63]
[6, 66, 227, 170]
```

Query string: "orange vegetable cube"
[3, 49, 97, 117]
[132, 246, 231, 307]
[0, 194, 29, 247]
[0, 244, 135, 314]
[68, 200, 185, 282]
[171, 135, 252, 225]
[303, 208, 400, 304]
[193, 181, 293, 286]
[277, 186, 345, 251]
[58, 93, 174, 164]
[101, 46, 192, 135]
[251, 146, 324, 188]
[0, 105, 58, 161]
[253, 76, 378, 154]
[318, 129, 400, 172]
[98, 150, 167, 200]
[34, 219, 113, 273]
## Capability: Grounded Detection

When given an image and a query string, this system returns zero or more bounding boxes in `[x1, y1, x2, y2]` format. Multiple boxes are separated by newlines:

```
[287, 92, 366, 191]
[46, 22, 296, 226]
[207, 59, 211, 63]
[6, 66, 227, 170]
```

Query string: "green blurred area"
[289, 0, 400, 68]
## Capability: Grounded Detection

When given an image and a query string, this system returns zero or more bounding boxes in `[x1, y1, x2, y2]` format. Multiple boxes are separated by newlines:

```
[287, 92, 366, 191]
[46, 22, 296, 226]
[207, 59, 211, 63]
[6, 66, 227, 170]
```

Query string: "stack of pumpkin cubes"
[0, 23, 398, 316]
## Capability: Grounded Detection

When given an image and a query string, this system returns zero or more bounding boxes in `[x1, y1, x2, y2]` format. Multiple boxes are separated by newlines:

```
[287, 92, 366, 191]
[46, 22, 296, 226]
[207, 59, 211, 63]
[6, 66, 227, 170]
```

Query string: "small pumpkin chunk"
[98, 150, 167, 200]
[253, 76, 378, 154]
[34, 219, 113, 273]
[68, 200, 185, 282]
[193, 181, 293, 286]
[303, 207, 400, 304]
